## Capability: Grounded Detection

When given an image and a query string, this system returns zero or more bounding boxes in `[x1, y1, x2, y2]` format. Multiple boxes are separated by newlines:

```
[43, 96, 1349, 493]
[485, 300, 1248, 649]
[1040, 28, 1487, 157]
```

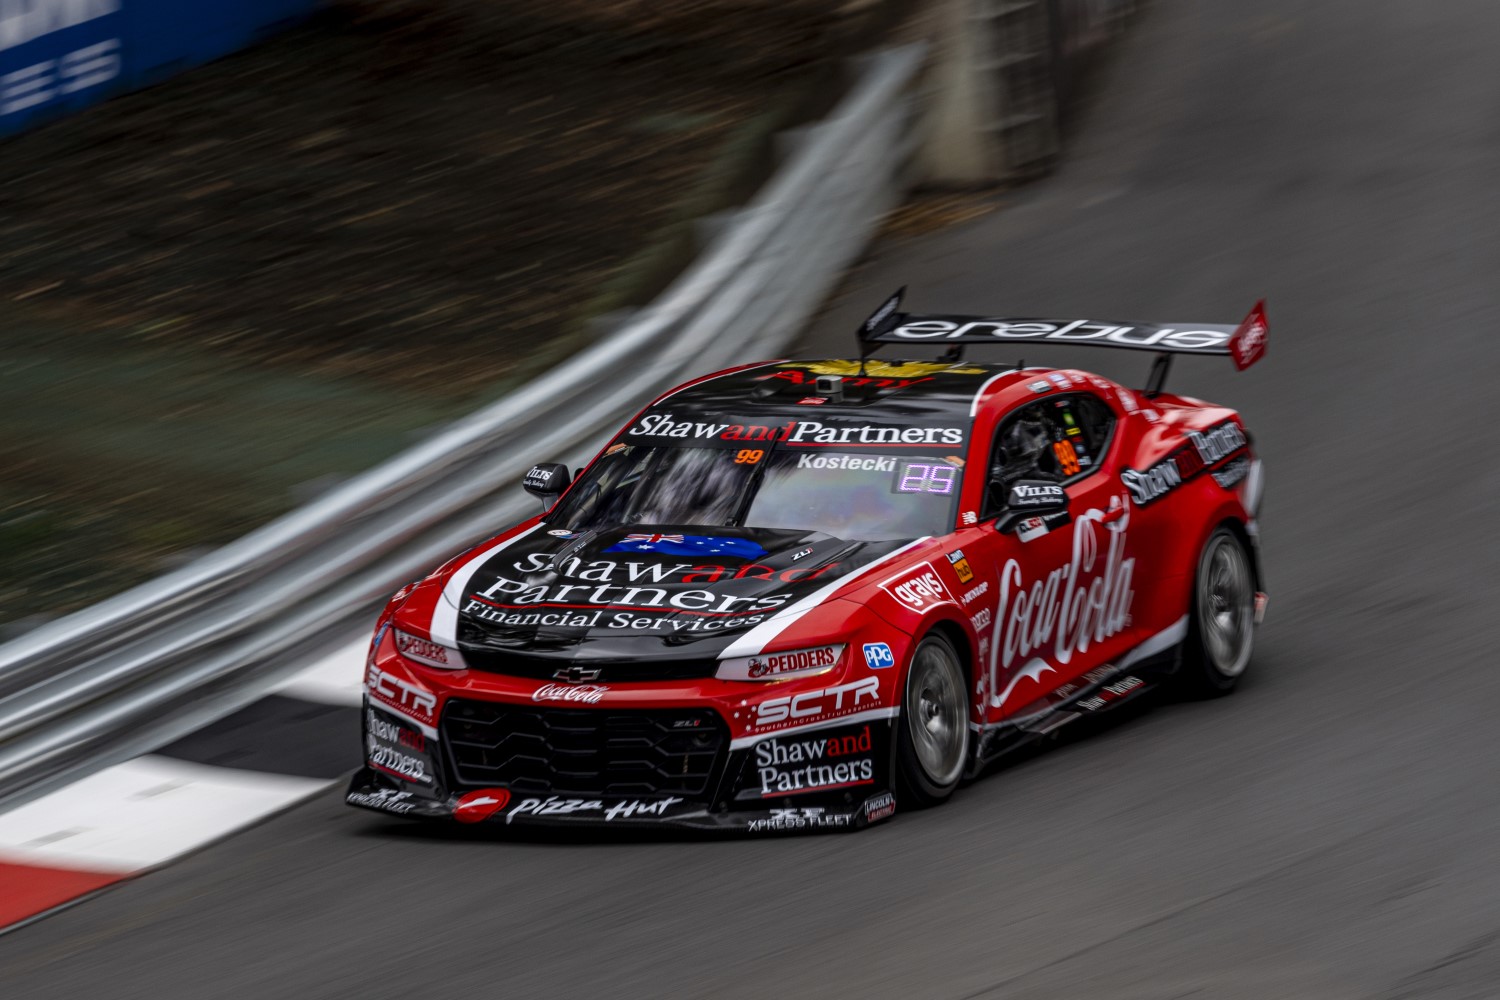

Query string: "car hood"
[438, 524, 908, 661]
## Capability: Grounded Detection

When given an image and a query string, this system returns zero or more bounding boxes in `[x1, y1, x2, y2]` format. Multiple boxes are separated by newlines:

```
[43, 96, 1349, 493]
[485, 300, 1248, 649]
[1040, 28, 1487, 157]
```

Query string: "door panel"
[969, 391, 1145, 723]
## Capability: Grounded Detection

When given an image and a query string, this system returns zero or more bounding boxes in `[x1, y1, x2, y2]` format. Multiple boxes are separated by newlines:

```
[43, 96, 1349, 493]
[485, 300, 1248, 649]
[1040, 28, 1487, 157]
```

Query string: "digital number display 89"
[895, 462, 957, 496]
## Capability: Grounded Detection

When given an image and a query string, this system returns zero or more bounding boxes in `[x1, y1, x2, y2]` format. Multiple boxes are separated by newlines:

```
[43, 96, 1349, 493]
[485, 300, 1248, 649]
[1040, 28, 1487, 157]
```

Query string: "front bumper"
[347, 700, 898, 835]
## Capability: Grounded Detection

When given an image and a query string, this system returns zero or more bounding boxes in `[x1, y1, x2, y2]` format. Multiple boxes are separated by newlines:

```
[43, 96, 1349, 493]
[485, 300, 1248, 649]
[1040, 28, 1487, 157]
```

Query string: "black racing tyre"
[895, 632, 970, 808]
[1177, 525, 1256, 697]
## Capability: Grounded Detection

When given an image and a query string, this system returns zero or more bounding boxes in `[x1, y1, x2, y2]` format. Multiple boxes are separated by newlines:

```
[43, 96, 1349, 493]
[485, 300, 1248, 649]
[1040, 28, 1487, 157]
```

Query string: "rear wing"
[858, 288, 1266, 393]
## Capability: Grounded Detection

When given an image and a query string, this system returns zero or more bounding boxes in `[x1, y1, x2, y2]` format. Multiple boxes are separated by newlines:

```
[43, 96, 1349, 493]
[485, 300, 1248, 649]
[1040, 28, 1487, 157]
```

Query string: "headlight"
[393, 628, 466, 670]
[716, 644, 844, 682]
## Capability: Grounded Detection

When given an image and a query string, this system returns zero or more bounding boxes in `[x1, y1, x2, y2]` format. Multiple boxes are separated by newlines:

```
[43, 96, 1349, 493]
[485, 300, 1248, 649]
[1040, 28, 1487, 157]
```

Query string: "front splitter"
[345, 768, 894, 835]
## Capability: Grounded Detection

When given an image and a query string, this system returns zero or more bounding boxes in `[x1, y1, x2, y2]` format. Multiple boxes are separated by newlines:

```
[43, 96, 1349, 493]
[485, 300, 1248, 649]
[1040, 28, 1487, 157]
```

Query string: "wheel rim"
[906, 640, 968, 786]
[1198, 535, 1253, 677]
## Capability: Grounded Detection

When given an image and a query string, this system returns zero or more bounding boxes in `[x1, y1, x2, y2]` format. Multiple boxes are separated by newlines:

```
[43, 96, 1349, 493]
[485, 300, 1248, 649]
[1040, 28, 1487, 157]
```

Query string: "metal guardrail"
[0, 44, 927, 805]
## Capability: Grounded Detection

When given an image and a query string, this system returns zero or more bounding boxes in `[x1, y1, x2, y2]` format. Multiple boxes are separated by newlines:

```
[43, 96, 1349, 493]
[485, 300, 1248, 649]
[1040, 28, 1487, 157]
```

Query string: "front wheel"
[895, 632, 970, 808]
[1177, 526, 1256, 697]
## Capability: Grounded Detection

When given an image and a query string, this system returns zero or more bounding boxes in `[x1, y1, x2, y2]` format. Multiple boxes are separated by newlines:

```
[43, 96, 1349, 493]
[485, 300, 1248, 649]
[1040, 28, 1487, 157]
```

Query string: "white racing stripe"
[0, 756, 327, 872]
[717, 538, 930, 659]
[429, 522, 544, 646]
[969, 369, 1019, 416]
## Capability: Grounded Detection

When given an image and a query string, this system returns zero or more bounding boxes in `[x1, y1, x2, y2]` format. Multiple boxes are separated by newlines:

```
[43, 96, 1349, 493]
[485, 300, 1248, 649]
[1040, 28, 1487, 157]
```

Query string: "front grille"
[441, 700, 728, 798]
[457, 647, 720, 683]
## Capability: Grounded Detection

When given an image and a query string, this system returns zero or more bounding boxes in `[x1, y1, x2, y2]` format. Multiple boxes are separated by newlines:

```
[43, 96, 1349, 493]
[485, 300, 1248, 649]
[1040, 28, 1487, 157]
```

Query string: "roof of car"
[658, 358, 1036, 419]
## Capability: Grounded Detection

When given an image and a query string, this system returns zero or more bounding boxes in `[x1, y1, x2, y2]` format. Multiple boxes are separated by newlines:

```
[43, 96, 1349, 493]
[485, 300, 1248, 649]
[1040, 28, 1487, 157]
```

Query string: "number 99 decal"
[1052, 440, 1081, 476]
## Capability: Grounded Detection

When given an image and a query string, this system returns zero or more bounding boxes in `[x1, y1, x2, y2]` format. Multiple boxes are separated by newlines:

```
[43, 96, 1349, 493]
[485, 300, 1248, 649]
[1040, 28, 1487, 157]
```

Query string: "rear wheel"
[895, 632, 970, 807]
[1178, 526, 1255, 696]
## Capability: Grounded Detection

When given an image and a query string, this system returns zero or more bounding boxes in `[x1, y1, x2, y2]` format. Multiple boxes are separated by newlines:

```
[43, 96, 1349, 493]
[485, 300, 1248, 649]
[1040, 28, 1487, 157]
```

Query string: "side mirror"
[523, 463, 571, 502]
[994, 479, 1068, 533]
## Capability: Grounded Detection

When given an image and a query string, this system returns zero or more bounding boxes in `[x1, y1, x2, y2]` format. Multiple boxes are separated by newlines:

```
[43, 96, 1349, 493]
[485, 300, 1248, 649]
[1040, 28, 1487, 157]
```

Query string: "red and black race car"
[347, 290, 1269, 833]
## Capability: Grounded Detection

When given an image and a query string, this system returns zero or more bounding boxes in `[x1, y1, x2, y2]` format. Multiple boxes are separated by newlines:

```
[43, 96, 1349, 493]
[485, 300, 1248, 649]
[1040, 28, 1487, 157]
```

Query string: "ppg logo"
[862, 643, 895, 670]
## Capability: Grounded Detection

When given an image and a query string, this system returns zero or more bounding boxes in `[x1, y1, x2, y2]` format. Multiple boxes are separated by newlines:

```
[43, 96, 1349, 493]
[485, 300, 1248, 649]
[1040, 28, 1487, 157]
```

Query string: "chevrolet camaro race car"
[347, 290, 1270, 833]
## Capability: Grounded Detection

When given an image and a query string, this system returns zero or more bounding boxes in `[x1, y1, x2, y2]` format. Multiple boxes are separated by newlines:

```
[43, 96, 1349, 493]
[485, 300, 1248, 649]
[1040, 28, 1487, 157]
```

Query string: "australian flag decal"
[605, 533, 767, 559]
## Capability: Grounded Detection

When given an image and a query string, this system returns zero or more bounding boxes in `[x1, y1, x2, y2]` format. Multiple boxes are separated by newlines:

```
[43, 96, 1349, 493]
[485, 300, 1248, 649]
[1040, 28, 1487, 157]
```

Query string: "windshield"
[550, 443, 962, 541]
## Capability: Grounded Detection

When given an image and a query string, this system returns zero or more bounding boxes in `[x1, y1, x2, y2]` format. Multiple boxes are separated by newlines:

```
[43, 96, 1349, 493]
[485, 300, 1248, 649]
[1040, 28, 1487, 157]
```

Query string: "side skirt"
[966, 637, 1184, 773]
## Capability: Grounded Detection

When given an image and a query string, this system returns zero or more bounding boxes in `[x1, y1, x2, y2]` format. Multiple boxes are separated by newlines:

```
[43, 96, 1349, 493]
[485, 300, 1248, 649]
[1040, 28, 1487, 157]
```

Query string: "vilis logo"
[879, 562, 957, 613]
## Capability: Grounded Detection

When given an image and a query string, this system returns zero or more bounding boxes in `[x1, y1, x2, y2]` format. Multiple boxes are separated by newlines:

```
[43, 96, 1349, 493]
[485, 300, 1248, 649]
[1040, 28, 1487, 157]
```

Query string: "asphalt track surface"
[5, 1, 1500, 996]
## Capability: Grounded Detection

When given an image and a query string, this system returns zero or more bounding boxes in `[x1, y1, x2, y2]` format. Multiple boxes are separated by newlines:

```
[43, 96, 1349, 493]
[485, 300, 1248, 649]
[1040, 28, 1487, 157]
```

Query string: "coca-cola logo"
[986, 500, 1136, 709]
[532, 683, 608, 704]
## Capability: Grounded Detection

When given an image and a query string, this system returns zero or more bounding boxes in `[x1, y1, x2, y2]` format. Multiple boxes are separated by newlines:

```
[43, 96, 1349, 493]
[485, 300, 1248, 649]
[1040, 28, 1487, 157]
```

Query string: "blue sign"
[2, 0, 320, 136]
[604, 533, 767, 559]
[862, 642, 895, 670]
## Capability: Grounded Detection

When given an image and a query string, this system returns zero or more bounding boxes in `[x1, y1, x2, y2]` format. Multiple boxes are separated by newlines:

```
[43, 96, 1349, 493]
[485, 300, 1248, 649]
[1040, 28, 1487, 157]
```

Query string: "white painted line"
[0, 756, 328, 872]
[271, 636, 368, 706]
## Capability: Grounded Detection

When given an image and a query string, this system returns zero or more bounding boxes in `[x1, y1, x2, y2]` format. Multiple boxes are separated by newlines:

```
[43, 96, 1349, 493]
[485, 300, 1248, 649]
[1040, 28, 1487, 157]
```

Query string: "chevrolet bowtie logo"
[554, 665, 603, 683]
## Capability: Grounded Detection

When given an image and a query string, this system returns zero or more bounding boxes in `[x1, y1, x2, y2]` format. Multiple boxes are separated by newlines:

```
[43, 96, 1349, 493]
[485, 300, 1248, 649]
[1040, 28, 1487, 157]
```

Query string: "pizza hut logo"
[454, 789, 512, 824]
[879, 562, 957, 613]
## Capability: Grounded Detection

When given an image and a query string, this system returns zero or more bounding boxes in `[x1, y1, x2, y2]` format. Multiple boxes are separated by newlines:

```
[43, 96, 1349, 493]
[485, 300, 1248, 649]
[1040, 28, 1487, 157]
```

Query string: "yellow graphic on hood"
[781, 360, 988, 378]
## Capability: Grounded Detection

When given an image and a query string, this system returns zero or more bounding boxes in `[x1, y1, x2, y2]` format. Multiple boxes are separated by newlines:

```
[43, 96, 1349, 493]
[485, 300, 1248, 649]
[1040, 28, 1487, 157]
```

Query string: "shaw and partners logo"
[625, 412, 964, 447]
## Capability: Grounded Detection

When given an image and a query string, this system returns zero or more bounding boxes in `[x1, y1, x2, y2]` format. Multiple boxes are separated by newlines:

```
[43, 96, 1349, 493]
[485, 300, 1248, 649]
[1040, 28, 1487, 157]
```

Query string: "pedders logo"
[754, 725, 875, 796]
[749, 645, 839, 679]
[987, 501, 1136, 709]
[454, 789, 512, 824]
[718, 644, 843, 682]
[395, 629, 457, 670]
[880, 562, 958, 613]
